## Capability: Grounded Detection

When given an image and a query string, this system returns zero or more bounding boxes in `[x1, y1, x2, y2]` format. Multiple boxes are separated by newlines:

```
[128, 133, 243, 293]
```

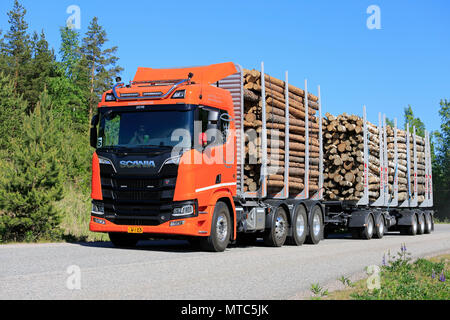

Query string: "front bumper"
[89, 203, 212, 237]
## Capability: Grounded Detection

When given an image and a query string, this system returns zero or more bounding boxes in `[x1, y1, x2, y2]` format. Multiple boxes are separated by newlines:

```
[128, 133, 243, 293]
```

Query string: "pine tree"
[404, 105, 426, 137]
[80, 17, 123, 119]
[432, 100, 450, 219]
[27, 30, 57, 108]
[0, 72, 28, 150]
[59, 26, 81, 80]
[2, 0, 31, 96]
[0, 92, 64, 242]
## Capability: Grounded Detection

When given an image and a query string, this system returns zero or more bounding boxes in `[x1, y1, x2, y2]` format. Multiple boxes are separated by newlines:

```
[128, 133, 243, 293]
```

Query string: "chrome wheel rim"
[367, 218, 373, 236]
[275, 214, 286, 241]
[378, 220, 384, 235]
[216, 214, 228, 242]
[313, 214, 321, 237]
[296, 213, 305, 238]
[427, 217, 432, 231]
[419, 216, 425, 233]
[412, 217, 417, 233]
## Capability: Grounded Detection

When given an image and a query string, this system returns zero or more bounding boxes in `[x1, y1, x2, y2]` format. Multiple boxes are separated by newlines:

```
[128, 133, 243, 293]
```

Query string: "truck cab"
[89, 62, 240, 251]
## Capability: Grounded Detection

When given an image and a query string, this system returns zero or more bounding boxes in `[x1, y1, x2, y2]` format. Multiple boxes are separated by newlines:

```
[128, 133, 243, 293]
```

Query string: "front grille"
[113, 178, 159, 189]
[99, 165, 177, 226]
[115, 191, 160, 201]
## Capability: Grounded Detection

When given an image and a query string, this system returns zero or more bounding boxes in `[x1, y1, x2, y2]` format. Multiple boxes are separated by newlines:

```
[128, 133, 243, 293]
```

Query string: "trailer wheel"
[373, 215, 385, 239]
[417, 213, 425, 235]
[200, 201, 231, 252]
[360, 214, 374, 240]
[306, 205, 323, 245]
[109, 233, 139, 248]
[287, 205, 308, 246]
[263, 207, 288, 247]
[401, 214, 418, 236]
[424, 213, 432, 234]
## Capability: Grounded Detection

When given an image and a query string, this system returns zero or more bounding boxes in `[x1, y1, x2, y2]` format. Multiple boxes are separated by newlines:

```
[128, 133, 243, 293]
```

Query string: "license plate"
[128, 226, 143, 234]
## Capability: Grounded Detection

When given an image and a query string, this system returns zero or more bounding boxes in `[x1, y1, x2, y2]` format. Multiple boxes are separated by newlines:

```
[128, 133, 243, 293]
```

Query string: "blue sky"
[0, 0, 448, 132]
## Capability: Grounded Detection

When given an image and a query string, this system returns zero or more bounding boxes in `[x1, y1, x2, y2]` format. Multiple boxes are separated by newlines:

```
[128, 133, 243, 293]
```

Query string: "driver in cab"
[129, 125, 150, 145]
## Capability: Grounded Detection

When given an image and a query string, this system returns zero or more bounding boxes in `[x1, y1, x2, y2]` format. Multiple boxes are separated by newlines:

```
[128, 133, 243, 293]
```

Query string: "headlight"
[173, 205, 194, 217]
[92, 202, 104, 215]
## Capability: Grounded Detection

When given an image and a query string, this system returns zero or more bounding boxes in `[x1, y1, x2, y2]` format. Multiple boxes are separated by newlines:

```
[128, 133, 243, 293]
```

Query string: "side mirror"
[90, 114, 99, 149]
[90, 127, 98, 149]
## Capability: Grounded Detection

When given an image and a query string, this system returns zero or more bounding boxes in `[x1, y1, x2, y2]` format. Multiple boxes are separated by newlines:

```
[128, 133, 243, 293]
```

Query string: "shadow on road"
[72, 231, 406, 253]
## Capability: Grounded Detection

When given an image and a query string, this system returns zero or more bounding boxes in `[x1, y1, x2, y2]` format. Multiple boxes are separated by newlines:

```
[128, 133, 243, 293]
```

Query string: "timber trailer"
[89, 62, 434, 252]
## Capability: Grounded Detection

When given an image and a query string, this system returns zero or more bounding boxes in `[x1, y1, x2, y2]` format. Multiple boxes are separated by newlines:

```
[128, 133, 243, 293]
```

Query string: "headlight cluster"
[172, 204, 195, 217]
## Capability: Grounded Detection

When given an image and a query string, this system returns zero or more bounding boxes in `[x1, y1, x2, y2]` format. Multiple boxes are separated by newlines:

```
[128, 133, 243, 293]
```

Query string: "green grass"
[325, 249, 450, 300]
[434, 217, 450, 224]
[56, 184, 108, 242]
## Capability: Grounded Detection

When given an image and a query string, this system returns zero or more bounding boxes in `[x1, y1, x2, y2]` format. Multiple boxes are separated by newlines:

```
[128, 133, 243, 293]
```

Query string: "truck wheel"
[401, 214, 418, 236]
[360, 214, 374, 240]
[263, 207, 288, 247]
[109, 233, 139, 248]
[424, 213, 432, 234]
[200, 201, 231, 252]
[306, 205, 323, 244]
[373, 215, 385, 239]
[417, 213, 425, 235]
[287, 205, 307, 246]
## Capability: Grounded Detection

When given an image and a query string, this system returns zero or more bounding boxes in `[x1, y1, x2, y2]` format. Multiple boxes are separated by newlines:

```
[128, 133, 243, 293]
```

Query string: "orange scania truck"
[89, 62, 434, 252]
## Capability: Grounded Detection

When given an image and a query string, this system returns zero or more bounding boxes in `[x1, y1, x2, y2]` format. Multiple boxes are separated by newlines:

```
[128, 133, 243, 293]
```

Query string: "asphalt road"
[1, 224, 449, 300]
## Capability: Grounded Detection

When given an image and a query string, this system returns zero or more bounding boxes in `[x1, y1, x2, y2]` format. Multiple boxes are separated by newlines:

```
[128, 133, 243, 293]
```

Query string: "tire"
[306, 205, 323, 244]
[287, 205, 308, 246]
[417, 213, 425, 235]
[109, 232, 139, 248]
[360, 214, 374, 240]
[424, 213, 432, 234]
[404, 214, 418, 236]
[263, 206, 288, 247]
[373, 215, 385, 239]
[200, 201, 231, 252]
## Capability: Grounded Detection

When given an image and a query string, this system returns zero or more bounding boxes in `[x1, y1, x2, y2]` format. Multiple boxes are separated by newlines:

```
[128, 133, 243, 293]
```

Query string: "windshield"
[97, 107, 194, 150]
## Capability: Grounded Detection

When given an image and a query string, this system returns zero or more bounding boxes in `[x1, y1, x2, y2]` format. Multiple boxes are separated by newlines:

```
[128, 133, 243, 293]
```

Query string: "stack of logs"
[323, 113, 381, 201]
[242, 68, 321, 195]
[323, 113, 428, 204]
[387, 127, 427, 203]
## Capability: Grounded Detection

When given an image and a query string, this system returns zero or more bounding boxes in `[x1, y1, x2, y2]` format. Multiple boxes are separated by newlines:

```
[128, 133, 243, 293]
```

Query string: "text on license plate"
[128, 226, 143, 234]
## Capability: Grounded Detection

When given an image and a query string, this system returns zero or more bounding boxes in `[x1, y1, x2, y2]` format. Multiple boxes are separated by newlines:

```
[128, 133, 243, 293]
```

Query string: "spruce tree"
[28, 30, 57, 107]
[0, 72, 28, 150]
[80, 17, 123, 119]
[2, 0, 31, 96]
[0, 92, 64, 242]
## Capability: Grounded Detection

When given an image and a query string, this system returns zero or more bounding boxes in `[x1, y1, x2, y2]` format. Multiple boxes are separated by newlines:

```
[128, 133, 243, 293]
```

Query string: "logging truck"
[88, 62, 434, 252]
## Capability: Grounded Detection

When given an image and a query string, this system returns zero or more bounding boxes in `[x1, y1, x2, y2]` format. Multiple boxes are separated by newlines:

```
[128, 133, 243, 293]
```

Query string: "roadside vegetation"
[0, 0, 121, 243]
[316, 247, 449, 300]
[0, 0, 449, 243]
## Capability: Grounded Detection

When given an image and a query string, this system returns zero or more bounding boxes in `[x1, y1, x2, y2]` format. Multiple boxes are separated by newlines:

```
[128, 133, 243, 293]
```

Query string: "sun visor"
[133, 62, 237, 84]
